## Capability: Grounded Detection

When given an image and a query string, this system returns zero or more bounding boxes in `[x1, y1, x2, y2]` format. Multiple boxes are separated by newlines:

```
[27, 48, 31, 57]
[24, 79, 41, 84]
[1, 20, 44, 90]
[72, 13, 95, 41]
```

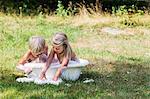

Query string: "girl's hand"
[39, 72, 46, 80]
[52, 66, 66, 81]
[53, 76, 58, 81]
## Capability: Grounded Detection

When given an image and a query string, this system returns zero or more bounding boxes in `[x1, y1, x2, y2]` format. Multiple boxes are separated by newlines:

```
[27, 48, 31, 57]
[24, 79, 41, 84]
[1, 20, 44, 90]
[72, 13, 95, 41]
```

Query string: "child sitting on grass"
[39, 32, 78, 81]
[16, 36, 48, 75]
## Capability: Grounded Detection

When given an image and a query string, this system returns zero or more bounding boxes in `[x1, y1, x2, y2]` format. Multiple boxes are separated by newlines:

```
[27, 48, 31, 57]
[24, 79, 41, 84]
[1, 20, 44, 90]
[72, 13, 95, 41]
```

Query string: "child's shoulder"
[26, 50, 32, 54]
[22, 50, 32, 58]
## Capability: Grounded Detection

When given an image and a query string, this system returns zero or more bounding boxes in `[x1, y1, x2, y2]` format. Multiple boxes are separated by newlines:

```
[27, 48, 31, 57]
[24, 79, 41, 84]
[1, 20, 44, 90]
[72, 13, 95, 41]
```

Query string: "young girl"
[40, 32, 77, 81]
[16, 36, 48, 74]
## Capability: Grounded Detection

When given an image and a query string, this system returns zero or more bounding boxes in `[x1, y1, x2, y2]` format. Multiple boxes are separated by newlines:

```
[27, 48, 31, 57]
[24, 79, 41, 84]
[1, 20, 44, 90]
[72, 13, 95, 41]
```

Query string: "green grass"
[0, 14, 150, 98]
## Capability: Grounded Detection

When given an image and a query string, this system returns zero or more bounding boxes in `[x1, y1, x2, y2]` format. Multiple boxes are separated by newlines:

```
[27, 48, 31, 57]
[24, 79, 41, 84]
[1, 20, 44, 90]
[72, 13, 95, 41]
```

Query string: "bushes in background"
[0, 0, 149, 15]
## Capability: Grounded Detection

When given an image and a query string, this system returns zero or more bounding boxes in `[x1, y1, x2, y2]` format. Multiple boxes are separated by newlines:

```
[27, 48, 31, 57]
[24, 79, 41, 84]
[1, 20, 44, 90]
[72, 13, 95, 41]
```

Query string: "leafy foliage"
[0, 0, 149, 15]
[112, 5, 144, 26]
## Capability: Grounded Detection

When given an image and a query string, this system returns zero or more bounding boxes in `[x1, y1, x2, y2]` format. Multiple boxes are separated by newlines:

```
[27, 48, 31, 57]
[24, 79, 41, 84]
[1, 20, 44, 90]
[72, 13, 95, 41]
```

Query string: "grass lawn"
[0, 13, 150, 98]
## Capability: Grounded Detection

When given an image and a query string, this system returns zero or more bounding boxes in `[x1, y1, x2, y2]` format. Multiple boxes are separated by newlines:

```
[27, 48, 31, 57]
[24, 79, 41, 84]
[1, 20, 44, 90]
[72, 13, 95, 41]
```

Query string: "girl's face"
[53, 45, 64, 54]
[31, 49, 44, 57]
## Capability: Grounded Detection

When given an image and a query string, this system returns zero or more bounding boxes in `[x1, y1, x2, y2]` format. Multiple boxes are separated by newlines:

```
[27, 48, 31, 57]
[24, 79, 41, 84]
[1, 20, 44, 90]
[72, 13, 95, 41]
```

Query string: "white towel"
[16, 77, 34, 83]
[34, 78, 63, 85]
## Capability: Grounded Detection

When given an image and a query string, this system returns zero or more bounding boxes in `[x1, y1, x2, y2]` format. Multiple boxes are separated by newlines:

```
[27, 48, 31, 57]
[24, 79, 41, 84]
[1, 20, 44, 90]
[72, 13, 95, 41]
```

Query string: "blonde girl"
[40, 32, 77, 81]
[16, 36, 48, 74]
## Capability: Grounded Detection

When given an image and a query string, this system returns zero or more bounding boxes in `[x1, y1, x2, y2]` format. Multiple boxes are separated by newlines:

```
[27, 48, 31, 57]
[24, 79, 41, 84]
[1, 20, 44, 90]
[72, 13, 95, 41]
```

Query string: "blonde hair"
[29, 36, 45, 53]
[52, 32, 72, 60]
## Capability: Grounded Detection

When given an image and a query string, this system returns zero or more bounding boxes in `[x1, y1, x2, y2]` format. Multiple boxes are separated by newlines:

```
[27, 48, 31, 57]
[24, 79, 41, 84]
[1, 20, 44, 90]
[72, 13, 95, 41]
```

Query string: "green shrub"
[56, 0, 68, 17]
[112, 5, 144, 27]
[56, 1, 77, 17]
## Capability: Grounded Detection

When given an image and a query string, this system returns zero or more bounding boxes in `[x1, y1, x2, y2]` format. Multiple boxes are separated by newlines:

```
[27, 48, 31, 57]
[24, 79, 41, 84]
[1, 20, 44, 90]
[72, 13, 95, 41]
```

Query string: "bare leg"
[16, 65, 32, 74]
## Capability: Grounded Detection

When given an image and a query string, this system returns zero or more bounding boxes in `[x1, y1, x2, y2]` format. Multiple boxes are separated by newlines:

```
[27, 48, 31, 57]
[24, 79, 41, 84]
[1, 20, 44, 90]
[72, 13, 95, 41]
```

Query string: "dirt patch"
[101, 27, 150, 35]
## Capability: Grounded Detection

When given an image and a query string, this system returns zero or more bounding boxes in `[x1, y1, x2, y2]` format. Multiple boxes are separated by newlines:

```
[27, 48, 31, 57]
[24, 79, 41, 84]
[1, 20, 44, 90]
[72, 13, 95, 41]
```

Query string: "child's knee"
[16, 65, 32, 74]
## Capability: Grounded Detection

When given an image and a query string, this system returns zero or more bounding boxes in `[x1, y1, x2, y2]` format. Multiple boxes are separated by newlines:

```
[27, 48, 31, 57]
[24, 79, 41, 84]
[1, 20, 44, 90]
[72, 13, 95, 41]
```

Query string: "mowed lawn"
[0, 14, 150, 98]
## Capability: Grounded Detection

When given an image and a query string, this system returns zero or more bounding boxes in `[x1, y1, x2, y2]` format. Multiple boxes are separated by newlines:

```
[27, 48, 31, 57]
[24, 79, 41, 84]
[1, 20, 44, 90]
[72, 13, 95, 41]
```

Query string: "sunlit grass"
[0, 13, 150, 98]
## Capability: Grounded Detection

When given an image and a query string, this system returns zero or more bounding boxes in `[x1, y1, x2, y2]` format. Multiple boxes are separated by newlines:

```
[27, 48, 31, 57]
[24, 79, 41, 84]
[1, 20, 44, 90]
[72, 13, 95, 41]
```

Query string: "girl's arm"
[17, 50, 32, 74]
[40, 49, 54, 79]
[61, 56, 69, 67]
[53, 56, 69, 81]
[18, 50, 31, 65]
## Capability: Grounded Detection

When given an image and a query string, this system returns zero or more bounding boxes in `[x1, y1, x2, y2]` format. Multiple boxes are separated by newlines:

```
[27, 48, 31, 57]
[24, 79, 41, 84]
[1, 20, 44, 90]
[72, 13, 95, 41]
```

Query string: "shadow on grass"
[78, 58, 150, 98]
[0, 58, 150, 98]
